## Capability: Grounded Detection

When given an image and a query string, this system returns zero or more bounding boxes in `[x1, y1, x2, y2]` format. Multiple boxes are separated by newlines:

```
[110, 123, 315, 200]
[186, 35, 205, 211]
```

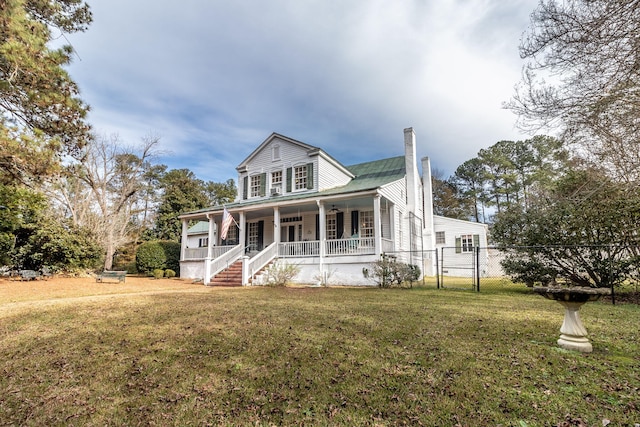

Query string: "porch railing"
[245, 242, 278, 285]
[326, 237, 375, 256]
[183, 245, 235, 261]
[211, 246, 235, 259]
[279, 241, 320, 257]
[278, 237, 377, 257]
[183, 247, 208, 260]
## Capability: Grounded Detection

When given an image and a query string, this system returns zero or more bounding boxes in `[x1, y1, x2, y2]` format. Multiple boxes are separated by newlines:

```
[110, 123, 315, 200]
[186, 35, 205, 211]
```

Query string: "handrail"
[208, 244, 244, 282]
[245, 242, 278, 285]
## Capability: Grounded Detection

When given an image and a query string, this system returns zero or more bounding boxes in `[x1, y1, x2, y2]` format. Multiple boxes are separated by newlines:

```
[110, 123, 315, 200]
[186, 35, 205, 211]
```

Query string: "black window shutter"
[315, 214, 320, 240]
[259, 173, 266, 197]
[243, 176, 248, 200]
[351, 210, 359, 236]
[336, 212, 344, 239]
[306, 163, 314, 189]
[286, 168, 292, 192]
[258, 220, 264, 250]
[473, 234, 480, 248]
[455, 237, 462, 254]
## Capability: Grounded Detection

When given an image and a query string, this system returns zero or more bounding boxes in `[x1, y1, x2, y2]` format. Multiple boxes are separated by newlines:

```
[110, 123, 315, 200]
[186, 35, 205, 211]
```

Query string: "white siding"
[433, 216, 488, 248]
[318, 155, 352, 190]
[246, 137, 310, 172]
[238, 137, 320, 201]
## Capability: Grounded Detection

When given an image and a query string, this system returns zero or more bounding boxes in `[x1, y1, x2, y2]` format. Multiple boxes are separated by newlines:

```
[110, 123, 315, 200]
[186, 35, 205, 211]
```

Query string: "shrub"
[153, 269, 165, 279]
[136, 241, 165, 274]
[164, 269, 176, 278]
[364, 254, 419, 288]
[158, 241, 180, 274]
[136, 240, 181, 275]
[263, 261, 300, 287]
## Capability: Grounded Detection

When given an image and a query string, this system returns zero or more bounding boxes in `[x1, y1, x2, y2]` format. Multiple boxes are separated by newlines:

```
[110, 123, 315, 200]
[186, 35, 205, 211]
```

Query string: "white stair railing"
[206, 244, 244, 284]
[244, 242, 278, 285]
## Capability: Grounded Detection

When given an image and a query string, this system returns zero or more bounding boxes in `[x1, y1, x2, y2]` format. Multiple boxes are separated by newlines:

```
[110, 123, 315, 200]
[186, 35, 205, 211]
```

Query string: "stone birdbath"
[533, 286, 611, 353]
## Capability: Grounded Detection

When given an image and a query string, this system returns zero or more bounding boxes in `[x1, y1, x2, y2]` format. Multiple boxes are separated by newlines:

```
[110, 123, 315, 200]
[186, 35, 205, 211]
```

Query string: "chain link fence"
[382, 246, 640, 304]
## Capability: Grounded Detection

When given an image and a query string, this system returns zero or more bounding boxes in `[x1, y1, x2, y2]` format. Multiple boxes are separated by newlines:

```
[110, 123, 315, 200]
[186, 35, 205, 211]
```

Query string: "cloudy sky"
[61, 0, 538, 183]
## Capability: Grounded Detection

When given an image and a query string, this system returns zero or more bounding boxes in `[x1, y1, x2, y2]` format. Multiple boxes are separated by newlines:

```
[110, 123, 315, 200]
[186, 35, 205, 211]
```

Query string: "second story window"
[294, 165, 307, 190]
[272, 170, 282, 186]
[250, 175, 261, 197]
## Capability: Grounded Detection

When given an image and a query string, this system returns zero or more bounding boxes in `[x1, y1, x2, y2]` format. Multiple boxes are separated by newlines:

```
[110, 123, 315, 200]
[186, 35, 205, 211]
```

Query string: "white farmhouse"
[179, 128, 488, 286]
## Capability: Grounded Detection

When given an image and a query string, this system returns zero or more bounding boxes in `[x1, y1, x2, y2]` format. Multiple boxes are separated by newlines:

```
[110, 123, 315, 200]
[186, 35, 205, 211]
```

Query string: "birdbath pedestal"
[533, 286, 611, 353]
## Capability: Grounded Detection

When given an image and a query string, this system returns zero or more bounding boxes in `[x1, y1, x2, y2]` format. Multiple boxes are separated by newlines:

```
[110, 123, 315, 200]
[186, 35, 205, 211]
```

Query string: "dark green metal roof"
[181, 155, 406, 216]
[322, 156, 406, 195]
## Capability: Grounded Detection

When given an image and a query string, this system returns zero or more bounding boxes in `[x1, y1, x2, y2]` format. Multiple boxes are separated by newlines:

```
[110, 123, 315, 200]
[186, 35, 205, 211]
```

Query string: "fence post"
[475, 246, 481, 292]
[440, 247, 444, 289]
[435, 249, 440, 289]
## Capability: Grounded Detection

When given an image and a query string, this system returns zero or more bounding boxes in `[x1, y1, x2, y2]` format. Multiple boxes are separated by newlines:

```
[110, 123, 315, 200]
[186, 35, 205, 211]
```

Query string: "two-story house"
[178, 128, 488, 285]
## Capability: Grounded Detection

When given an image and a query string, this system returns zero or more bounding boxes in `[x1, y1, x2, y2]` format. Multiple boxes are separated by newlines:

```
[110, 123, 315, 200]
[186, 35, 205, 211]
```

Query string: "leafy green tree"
[150, 170, 237, 241]
[478, 141, 519, 212]
[151, 169, 210, 241]
[205, 179, 236, 206]
[431, 171, 474, 220]
[14, 216, 102, 271]
[1, 0, 92, 183]
[492, 168, 640, 288]
[0, 183, 44, 266]
[1, 183, 101, 270]
[452, 158, 486, 222]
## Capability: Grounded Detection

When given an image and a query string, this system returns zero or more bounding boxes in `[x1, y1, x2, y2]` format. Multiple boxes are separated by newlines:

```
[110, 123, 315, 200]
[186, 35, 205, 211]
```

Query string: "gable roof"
[319, 156, 406, 195]
[236, 132, 353, 177]
[236, 132, 319, 171]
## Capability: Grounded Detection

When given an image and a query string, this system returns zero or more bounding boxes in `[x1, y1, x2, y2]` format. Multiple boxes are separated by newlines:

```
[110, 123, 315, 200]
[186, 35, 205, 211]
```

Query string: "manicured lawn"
[0, 279, 638, 426]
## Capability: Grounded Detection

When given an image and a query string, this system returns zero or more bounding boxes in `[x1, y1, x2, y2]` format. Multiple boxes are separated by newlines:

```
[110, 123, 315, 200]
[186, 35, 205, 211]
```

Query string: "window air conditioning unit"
[271, 187, 281, 196]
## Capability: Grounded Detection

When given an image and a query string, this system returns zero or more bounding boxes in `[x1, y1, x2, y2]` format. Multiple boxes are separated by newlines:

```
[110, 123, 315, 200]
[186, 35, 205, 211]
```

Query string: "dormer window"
[272, 144, 281, 161]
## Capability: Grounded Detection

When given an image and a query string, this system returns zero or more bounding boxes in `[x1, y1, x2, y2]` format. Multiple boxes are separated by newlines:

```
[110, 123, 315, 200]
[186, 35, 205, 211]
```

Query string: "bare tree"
[50, 133, 159, 270]
[509, 0, 640, 182]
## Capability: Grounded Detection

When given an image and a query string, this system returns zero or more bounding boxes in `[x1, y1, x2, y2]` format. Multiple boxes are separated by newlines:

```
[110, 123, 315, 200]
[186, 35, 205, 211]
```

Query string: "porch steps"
[210, 261, 243, 287]
[249, 260, 276, 286]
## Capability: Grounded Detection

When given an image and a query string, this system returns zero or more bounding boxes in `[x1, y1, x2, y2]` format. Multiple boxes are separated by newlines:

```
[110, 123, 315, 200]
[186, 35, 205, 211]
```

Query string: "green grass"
[1, 286, 639, 426]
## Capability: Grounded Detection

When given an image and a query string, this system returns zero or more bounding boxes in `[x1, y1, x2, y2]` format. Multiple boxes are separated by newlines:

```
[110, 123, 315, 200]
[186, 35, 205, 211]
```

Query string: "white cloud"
[64, 0, 537, 182]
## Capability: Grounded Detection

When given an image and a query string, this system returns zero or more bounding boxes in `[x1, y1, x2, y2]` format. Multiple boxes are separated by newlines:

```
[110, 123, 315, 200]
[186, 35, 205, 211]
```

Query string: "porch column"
[206, 213, 215, 259]
[317, 200, 326, 261]
[239, 211, 246, 249]
[180, 219, 188, 261]
[273, 207, 280, 244]
[374, 194, 382, 256]
[389, 203, 396, 252]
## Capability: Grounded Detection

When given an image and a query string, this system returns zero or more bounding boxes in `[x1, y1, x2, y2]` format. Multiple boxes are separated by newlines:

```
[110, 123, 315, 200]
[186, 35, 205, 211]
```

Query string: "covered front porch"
[179, 193, 396, 285]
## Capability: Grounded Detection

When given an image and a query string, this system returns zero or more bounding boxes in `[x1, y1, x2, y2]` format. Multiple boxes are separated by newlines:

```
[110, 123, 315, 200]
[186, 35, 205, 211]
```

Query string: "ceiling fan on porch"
[329, 205, 341, 213]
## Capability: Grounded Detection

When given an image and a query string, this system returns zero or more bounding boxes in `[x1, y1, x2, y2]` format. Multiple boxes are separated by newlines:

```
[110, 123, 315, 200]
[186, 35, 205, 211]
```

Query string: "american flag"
[220, 207, 234, 241]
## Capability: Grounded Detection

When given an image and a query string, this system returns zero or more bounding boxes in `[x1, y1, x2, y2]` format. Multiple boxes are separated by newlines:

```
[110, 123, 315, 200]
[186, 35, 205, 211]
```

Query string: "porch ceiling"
[244, 196, 375, 221]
